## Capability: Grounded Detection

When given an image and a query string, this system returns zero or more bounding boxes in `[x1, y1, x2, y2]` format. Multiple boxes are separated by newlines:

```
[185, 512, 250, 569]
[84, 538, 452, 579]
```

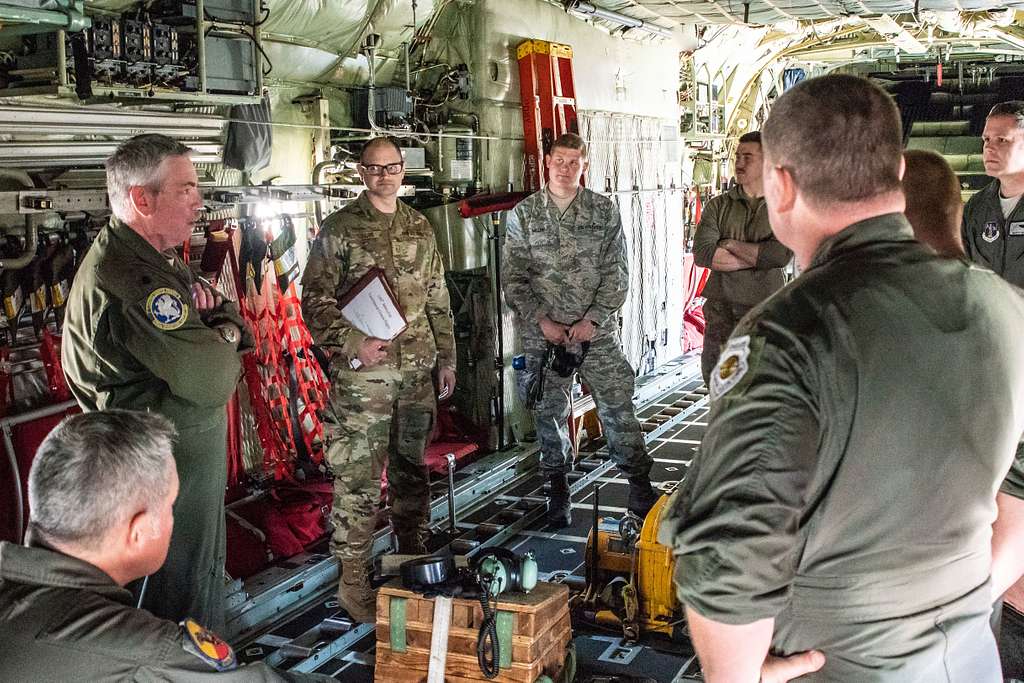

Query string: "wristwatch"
[218, 324, 239, 346]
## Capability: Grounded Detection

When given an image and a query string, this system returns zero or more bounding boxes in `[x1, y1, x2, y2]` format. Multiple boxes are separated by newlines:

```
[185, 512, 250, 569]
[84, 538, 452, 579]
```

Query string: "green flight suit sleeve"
[961, 198, 977, 261]
[583, 201, 629, 326]
[112, 292, 242, 409]
[503, 205, 546, 324]
[134, 622, 335, 682]
[1000, 440, 1024, 500]
[425, 241, 456, 370]
[137, 659, 332, 682]
[658, 325, 820, 624]
[201, 299, 255, 352]
[692, 197, 722, 269]
[300, 224, 366, 361]
[755, 237, 792, 270]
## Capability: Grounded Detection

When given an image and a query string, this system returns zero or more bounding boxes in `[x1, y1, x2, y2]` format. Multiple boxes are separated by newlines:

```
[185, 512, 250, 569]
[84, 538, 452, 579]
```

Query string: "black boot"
[627, 474, 660, 518]
[394, 530, 428, 555]
[546, 472, 573, 529]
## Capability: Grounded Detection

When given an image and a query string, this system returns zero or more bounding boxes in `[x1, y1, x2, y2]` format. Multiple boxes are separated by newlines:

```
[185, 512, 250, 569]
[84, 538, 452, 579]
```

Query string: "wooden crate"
[374, 580, 571, 683]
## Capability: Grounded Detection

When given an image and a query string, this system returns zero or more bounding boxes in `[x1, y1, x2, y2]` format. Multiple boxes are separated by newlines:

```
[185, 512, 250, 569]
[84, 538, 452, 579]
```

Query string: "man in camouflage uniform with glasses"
[301, 137, 456, 622]
[504, 132, 658, 529]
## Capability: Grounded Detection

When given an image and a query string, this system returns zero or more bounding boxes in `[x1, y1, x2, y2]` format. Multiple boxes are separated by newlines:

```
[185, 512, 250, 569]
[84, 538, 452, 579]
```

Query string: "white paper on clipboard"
[340, 269, 407, 369]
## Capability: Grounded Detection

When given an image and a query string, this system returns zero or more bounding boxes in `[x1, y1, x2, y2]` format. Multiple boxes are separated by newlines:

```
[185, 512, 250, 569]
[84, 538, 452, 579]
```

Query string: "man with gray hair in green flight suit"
[62, 134, 252, 632]
[660, 74, 1024, 682]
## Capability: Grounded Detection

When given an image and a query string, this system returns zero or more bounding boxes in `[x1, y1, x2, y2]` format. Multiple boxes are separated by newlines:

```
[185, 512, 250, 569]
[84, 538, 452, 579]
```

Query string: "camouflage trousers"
[701, 298, 753, 386]
[322, 366, 435, 562]
[515, 333, 651, 478]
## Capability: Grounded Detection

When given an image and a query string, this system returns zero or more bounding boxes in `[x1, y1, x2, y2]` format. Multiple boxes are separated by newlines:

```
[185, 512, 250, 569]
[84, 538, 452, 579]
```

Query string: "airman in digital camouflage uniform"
[503, 132, 658, 528]
[0, 411, 331, 682]
[659, 74, 1024, 682]
[962, 100, 1024, 287]
[301, 137, 455, 622]
[62, 134, 252, 632]
[692, 131, 791, 385]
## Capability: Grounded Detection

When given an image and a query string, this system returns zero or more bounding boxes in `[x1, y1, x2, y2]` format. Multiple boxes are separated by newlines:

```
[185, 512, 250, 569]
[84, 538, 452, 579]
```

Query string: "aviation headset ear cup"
[474, 547, 524, 593]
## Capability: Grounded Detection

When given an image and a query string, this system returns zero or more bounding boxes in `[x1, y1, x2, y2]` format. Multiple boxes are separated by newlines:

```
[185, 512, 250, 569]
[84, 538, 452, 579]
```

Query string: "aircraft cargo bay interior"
[1, 1, 1024, 682]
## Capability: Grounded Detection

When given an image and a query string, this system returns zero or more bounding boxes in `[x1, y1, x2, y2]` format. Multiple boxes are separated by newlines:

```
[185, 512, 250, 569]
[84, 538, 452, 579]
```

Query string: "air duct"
[564, 1, 673, 39]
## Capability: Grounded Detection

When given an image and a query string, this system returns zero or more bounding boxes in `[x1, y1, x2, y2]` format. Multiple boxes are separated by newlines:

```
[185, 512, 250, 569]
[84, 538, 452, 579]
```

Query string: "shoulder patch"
[146, 287, 188, 331]
[181, 618, 236, 671]
[710, 335, 752, 401]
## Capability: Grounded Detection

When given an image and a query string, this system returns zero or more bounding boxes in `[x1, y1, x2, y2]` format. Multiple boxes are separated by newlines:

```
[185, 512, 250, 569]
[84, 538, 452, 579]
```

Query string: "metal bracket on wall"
[0, 184, 411, 217]
[0, 0, 91, 37]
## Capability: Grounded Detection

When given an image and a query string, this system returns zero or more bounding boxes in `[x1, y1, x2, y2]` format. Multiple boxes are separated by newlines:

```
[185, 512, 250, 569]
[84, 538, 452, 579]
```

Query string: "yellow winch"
[582, 494, 680, 639]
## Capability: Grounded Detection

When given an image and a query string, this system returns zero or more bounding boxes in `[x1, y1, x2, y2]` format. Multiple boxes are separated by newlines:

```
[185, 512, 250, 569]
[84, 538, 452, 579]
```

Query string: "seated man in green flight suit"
[0, 410, 331, 681]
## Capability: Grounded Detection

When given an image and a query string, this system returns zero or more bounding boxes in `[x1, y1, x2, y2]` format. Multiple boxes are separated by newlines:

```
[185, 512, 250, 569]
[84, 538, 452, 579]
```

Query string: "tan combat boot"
[337, 560, 376, 623]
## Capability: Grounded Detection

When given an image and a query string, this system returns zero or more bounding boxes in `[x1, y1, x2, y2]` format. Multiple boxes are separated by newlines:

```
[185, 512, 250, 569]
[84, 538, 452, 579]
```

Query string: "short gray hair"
[105, 134, 193, 222]
[28, 410, 177, 549]
[988, 101, 1024, 129]
[762, 74, 902, 205]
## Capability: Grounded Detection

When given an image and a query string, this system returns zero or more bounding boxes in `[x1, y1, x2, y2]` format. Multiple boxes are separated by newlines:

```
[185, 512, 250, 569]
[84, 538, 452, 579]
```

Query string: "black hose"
[476, 588, 500, 678]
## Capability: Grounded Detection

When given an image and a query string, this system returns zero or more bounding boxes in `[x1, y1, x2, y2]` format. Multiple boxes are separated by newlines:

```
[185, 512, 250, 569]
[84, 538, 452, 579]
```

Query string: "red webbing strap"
[228, 217, 330, 478]
[39, 329, 71, 402]
[201, 219, 235, 285]
[0, 346, 11, 418]
[276, 285, 328, 464]
[228, 241, 293, 479]
[225, 393, 243, 487]
[261, 276, 297, 479]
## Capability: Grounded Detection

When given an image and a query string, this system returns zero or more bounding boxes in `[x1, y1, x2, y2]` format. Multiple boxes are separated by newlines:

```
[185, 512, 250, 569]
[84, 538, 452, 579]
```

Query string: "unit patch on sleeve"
[181, 618, 237, 671]
[710, 335, 752, 401]
[146, 288, 188, 331]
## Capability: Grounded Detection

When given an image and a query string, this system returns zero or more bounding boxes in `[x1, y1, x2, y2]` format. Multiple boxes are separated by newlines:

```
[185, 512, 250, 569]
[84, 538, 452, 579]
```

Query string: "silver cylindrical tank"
[420, 201, 489, 272]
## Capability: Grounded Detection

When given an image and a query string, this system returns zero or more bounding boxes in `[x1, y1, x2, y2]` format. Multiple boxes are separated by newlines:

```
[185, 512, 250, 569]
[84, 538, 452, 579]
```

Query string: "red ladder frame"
[517, 39, 581, 192]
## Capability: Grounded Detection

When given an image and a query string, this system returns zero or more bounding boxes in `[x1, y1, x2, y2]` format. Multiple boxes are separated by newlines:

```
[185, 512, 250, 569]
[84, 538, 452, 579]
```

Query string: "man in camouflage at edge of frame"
[503, 132, 659, 528]
[301, 137, 456, 623]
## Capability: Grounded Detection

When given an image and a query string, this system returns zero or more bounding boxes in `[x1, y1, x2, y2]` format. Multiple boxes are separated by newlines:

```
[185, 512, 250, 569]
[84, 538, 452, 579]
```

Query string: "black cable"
[476, 588, 500, 678]
[201, 8, 273, 76]
[250, 31, 273, 76]
[203, 2, 270, 28]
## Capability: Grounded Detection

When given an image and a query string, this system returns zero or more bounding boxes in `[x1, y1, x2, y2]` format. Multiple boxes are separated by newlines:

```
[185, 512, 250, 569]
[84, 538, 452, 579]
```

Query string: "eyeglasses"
[359, 162, 405, 176]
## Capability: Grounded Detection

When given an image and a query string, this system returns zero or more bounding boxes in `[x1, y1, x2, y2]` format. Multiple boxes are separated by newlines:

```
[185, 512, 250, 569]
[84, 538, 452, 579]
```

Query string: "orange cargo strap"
[230, 216, 329, 478]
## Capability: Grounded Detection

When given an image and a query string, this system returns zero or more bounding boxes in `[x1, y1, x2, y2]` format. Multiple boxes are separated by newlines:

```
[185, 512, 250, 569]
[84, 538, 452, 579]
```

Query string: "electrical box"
[351, 87, 413, 129]
[0, 1, 261, 103]
[150, 0, 256, 24]
[401, 147, 427, 170]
